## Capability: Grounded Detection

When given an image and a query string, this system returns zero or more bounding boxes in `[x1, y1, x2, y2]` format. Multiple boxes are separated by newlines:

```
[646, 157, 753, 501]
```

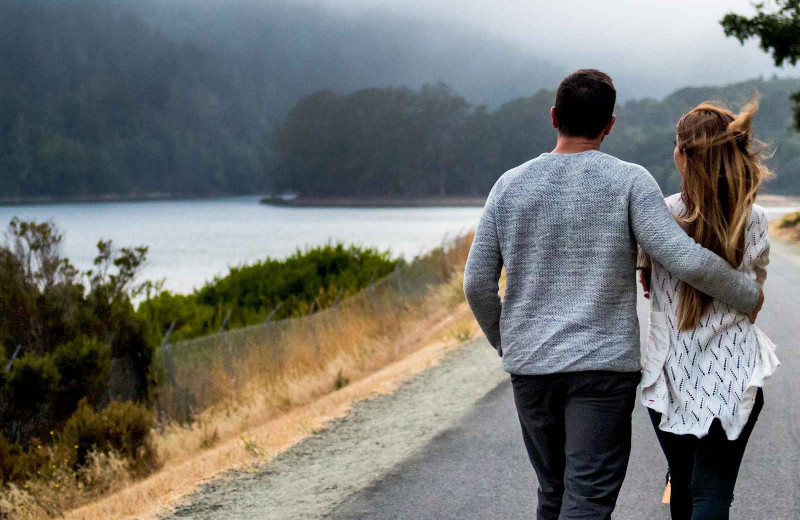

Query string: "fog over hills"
[1, 0, 799, 200]
[0, 0, 565, 200]
[135, 0, 565, 111]
[311, 0, 800, 100]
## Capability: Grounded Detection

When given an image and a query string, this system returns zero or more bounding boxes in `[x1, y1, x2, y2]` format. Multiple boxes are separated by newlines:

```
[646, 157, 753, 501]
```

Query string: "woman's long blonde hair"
[675, 95, 772, 330]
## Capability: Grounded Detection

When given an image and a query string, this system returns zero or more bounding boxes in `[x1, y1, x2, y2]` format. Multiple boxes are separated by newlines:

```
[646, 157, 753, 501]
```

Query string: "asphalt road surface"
[328, 244, 800, 520]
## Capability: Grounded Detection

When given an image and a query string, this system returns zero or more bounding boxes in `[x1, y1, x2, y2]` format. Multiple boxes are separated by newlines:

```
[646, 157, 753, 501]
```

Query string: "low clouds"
[301, 0, 796, 99]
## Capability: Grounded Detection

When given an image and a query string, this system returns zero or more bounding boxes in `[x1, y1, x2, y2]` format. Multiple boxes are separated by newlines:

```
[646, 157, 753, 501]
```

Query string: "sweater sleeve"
[628, 168, 760, 314]
[463, 182, 504, 354]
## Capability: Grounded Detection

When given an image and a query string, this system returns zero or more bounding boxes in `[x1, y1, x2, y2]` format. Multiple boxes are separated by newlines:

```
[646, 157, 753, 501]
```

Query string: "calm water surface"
[0, 196, 483, 294]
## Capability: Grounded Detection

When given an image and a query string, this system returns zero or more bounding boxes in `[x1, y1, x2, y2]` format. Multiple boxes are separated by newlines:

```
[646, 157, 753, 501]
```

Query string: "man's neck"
[551, 135, 603, 155]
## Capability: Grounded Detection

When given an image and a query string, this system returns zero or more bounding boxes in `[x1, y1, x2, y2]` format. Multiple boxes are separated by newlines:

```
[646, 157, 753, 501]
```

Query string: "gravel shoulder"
[159, 337, 506, 520]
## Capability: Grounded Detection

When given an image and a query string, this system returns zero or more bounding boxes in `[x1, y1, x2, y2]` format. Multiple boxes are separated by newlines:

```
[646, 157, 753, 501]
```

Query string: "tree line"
[0, 1, 269, 201]
[0, 0, 560, 202]
[275, 77, 800, 197]
[5, 1, 799, 201]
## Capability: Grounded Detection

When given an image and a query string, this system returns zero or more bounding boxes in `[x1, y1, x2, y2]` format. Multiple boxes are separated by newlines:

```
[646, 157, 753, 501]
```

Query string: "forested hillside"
[0, 0, 561, 201]
[0, 1, 267, 200]
[1, 1, 799, 200]
[276, 77, 800, 197]
[610, 77, 800, 195]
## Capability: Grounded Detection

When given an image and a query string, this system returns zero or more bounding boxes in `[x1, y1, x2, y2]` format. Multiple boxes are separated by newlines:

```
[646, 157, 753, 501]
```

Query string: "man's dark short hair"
[554, 69, 616, 139]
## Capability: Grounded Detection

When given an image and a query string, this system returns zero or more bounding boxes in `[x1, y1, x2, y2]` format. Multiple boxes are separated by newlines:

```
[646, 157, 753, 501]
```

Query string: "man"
[463, 69, 763, 520]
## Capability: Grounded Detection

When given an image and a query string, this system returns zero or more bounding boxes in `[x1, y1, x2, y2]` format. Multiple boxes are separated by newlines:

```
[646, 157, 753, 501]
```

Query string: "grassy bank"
[0, 219, 402, 513]
[0, 233, 477, 520]
[771, 210, 800, 243]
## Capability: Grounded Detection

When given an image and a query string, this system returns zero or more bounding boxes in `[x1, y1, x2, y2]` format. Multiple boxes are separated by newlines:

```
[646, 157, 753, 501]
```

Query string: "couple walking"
[463, 69, 779, 520]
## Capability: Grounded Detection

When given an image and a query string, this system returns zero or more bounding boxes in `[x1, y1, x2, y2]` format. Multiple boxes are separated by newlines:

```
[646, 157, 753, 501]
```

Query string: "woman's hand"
[638, 267, 652, 299]
[636, 247, 652, 299]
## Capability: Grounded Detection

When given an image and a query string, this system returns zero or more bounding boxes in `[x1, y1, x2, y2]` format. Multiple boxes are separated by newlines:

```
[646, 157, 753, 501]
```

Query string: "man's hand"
[748, 288, 765, 323]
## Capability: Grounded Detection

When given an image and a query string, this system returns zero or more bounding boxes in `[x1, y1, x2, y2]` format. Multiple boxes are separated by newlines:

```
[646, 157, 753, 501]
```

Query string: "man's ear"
[550, 107, 559, 130]
[603, 115, 616, 136]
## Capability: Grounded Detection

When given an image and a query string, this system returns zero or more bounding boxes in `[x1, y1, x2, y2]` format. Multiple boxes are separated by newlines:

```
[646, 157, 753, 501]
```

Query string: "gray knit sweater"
[463, 150, 760, 375]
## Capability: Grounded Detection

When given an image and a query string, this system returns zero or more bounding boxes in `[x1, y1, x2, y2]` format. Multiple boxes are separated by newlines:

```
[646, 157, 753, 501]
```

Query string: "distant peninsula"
[260, 196, 486, 208]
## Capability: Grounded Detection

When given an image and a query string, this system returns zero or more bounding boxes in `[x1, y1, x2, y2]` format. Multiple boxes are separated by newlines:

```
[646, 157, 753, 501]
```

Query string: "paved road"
[328, 244, 800, 520]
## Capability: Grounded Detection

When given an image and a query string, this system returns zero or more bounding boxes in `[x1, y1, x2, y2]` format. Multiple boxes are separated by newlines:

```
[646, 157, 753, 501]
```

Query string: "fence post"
[439, 232, 452, 280]
[264, 302, 283, 323]
[368, 268, 378, 306]
[218, 307, 233, 335]
[4, 344, 22, 373]
[395, 266, 404, 294]
[218, 308, 235, 379]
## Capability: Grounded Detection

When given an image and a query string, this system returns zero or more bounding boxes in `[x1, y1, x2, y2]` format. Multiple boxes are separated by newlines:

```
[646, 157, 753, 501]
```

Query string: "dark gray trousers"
[648, 388, 764, 520]
[511, 370, 641, 520]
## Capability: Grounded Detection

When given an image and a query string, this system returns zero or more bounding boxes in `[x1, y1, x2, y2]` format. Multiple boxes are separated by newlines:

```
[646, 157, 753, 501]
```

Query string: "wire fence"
[151, 233, 472, 424]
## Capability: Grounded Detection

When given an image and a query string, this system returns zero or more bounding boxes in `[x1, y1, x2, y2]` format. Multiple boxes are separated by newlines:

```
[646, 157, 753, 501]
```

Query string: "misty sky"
[301, 0, 797, 99]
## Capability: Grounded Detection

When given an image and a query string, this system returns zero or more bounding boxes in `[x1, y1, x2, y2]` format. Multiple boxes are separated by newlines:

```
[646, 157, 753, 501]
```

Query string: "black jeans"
[511, 370, 641, 520]
[647, 388, 764, 520]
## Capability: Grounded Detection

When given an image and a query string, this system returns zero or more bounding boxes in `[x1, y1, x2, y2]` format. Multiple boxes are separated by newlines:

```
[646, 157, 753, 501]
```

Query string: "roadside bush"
[0, 443, 135, 519]
[0, 219, 155, 449]
[195, 242, 399, 320]
[0, 400, 157, 508]
[5, 355, 58, 415]
[138, 242, 400, 344]
[0, 434, 15, 484]
[0, 348, 6, 390]
[0, 433, 50, 485]
[59, 400, 158, 476]
[52, 337, 110, 419]
[778, 210, 800, 229]
[2, 355, 59, 444]
[106, 310, 153, 403]
[136, 290, 216, 344]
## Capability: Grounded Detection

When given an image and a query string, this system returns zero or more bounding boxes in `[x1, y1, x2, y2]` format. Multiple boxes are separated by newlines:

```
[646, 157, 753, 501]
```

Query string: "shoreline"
[260, 196, 487, 208]
[0, 193, 257, 207]
[2, 193, 796, 209]
[261, 193, 800, 209]
[756, 194, 800, 208]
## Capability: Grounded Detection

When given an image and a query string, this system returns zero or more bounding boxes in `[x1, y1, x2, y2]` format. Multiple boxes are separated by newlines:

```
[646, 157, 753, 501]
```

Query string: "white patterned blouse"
[640, 194, 780, 440]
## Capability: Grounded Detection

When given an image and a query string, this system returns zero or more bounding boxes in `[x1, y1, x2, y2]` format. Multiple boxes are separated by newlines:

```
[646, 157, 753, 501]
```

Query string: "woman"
[638, 96, 780, 520]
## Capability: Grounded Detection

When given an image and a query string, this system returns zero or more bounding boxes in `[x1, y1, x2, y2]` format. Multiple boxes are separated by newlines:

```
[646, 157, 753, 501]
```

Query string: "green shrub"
[58, 401, 103, 469]
[137, 290, 216, 345]
[4, 355, 58, 423]
[52, 336, 111, 418]
[0, 433, 15, 484]
[0, 348, 7, 390]
[107, 310, 153, 403]
[1, 219, 155, 447]
[195, 242, 398, 321]
[59, 400, 158, 476]
[138, 242, 399, 343]
[0, 433, 50, 484]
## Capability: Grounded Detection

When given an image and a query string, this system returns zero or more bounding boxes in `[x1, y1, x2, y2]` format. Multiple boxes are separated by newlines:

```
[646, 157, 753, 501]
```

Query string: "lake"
[0, 196, 484, 295]
[2, 195, 796, 297]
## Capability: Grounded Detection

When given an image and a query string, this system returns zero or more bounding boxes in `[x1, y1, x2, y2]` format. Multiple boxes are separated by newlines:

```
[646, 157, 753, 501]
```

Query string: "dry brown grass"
[4, 234, 494, 520]
[64, 293, 479, 520]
